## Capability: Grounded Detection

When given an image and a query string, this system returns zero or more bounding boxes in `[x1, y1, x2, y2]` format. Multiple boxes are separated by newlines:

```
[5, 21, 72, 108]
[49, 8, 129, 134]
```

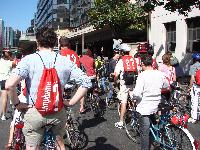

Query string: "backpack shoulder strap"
[36, 52, 58, 68]
[36, 53, 46, 68]
[53, 53, 58, 68]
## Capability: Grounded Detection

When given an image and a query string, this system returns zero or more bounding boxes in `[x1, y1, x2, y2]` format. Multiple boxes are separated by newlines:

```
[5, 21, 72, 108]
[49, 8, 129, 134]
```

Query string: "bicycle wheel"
[106, 97, 118, 110]
[124, 110, 141, 144]
[65, 118, 87, 149]
[91, 94, 104, 117]
[162, 124, 195, 150]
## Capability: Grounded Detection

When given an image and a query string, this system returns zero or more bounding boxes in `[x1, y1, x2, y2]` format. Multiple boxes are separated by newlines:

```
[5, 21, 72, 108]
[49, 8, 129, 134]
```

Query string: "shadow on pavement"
[86, 137, 119, 150]
[81, 117, 107, 129]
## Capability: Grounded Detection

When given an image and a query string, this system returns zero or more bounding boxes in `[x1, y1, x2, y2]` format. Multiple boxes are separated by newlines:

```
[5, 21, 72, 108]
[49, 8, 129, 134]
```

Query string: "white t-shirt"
[114, 59, 124, 80]
[132, 69, 168, 115]
[0, 58, 13, 81]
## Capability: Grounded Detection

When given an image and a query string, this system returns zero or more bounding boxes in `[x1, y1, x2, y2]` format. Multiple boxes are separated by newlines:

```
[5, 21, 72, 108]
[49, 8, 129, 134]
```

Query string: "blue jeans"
[107, 82, 113, 100]
[140, 116, 150, 150]
[99, 77, 106, 92]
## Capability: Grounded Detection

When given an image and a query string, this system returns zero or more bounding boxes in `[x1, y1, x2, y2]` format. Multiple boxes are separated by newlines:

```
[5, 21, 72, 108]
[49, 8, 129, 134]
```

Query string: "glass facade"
[70, 0, 94, 27]
[4, 27, 14, 48]
[36, 0, 70, 30]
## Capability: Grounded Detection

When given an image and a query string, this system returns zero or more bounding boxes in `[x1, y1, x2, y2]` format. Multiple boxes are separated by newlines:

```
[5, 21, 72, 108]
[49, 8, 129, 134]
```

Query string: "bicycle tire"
[64, 117, 87, 149]
[106, 97, 118, 110]
[91, 94, 104, 117]
[124, 110, 141, 144]
[162, 124, 195, 150]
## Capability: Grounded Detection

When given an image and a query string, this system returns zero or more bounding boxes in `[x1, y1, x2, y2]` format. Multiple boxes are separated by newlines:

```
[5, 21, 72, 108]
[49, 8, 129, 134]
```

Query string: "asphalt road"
[0, 96, 200, 150]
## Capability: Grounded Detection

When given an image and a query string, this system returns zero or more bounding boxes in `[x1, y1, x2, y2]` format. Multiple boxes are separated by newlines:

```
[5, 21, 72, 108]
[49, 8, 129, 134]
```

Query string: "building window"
[165, 22, 176, 52]
[187, 17, 200, 52]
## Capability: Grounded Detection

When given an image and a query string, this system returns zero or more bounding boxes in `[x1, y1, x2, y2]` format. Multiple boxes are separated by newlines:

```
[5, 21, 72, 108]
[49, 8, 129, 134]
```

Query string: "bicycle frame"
[150, 122, 175, 149]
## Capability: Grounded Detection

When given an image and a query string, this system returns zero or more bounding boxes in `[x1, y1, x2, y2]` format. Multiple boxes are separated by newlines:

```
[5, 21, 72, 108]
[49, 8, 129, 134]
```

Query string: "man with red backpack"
[6, 27, 91, 150]
[114, 43, 138, 129]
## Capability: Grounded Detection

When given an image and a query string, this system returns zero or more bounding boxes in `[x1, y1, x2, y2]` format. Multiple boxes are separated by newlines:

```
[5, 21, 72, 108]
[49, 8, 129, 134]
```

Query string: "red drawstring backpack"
[35, 53, 63, 116]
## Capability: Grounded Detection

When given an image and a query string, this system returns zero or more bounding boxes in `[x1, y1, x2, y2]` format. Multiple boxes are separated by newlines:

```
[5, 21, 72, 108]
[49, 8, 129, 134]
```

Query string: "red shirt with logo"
[60, 48, 80, 68]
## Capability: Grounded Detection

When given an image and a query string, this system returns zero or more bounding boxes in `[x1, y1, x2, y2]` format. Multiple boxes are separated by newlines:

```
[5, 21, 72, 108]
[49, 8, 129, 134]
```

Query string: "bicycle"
[117, 94, 135, 117]
[170, 81, 191, 115]
[63, 81, 88, 149]
[40, 124, 57, 150]
[124, 101, 198, 150]
[10, 113, 26, 150]
[85, 79, 105, 118]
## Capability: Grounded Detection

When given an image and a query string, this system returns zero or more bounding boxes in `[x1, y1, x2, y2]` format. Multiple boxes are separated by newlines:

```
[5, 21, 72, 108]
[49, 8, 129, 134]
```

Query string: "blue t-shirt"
[12, 51, 92, 104]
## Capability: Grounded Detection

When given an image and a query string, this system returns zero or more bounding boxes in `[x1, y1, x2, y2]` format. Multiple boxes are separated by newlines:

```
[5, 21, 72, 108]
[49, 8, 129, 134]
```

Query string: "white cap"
[121, 43, 131, 52]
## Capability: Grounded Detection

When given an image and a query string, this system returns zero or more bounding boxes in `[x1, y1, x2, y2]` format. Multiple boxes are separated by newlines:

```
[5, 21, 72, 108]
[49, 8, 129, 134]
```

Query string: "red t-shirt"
[79, 55, 95, 77]
[60, 48, 80, 68]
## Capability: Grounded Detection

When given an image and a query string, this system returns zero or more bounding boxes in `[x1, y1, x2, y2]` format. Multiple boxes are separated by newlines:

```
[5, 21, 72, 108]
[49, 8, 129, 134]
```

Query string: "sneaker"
[188, 118, 196, 124]
[115, 121, 124, 129]
[1, 115, 6, 121]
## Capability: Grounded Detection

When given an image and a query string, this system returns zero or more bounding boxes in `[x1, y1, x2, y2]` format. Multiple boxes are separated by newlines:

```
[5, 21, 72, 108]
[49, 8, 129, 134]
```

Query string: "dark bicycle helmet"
[192, 53, 200, 60]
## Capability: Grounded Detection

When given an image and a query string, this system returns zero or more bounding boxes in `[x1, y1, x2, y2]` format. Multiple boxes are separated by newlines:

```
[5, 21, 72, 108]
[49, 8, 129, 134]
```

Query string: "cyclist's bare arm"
[64, 87, 88, 106]
[5, 75, 29, 111]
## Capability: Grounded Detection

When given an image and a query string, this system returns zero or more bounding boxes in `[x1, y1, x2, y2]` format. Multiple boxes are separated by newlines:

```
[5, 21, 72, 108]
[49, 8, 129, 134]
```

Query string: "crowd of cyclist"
[0, 27, 199, 150]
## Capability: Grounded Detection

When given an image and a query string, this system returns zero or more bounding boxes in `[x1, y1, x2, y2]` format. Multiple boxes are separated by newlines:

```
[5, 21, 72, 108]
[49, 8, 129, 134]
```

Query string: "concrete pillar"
[175, 19, 187, 60]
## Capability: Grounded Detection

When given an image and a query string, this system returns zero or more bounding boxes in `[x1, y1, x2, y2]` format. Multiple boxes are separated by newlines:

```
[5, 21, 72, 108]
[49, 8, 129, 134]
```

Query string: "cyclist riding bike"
[131, 55, 169, 150]
[79, 47, 96, 113]
[188, 53, 200, 123]
[114, 43, 138, 129]
[5, 27, 92, 150]
[107, 49, 121, 102]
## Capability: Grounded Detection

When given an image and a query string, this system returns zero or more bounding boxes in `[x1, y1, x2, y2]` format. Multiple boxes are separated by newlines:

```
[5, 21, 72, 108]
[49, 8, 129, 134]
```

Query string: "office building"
[70, 0, 94, 27]
[13, 29, 21, 47]
[0, 19, 4, 50]
[36, 0, 70, 30]
[4, 27, 14, 48]
[149, 6, 200, 74]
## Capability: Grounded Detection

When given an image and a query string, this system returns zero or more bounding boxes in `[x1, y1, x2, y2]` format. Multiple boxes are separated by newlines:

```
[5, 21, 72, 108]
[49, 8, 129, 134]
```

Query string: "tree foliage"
[88, 0, 147, 37]
[139, 0, 200, 16]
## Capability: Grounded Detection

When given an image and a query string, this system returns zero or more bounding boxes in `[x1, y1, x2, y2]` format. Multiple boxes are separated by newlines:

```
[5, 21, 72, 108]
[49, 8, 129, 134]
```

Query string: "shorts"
[22, 107, 67, 146]
[117, 81, 133, 103]
[0, 80, 6, 90]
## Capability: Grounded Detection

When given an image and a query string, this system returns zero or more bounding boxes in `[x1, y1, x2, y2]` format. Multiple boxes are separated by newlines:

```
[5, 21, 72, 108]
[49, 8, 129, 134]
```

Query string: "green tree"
[88, 0, 147, 38]
[139, 0, 200, 16]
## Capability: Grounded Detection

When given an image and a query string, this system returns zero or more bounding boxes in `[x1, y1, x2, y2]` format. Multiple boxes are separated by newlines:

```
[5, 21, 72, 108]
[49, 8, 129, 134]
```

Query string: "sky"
[0, 0, 37, 32]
